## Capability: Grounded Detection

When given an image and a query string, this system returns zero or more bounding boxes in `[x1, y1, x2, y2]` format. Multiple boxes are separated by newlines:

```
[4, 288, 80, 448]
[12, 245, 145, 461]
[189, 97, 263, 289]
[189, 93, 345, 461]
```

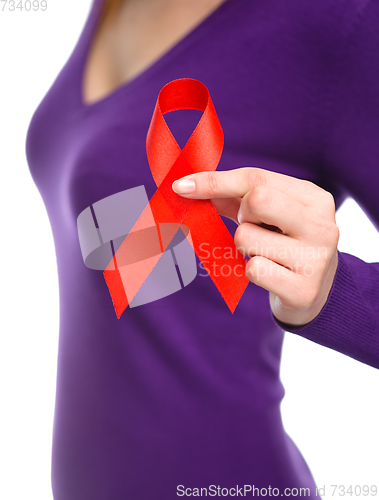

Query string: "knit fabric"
[25, 0, 379, 498]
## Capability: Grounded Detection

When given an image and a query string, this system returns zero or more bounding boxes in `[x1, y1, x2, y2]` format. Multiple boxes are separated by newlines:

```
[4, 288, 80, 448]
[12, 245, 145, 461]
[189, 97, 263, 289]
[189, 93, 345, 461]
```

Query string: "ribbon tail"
[103, 190, 187, 318]
[183, 203, 249, 313]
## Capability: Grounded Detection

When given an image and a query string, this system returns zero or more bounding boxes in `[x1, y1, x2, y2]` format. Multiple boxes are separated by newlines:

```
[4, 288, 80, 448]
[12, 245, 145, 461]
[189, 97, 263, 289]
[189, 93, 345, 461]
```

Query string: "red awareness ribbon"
[104, 78, 249, 317]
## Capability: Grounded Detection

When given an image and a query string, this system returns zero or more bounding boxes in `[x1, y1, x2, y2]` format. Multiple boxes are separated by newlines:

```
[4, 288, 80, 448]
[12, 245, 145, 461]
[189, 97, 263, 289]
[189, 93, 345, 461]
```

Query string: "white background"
[0, 1, 378, 499]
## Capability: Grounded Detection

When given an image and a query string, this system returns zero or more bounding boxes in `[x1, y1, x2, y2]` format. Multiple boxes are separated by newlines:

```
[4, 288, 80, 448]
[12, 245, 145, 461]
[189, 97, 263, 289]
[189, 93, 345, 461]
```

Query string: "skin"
[83, 0, 227, 104]
[172, 168, 340, 327]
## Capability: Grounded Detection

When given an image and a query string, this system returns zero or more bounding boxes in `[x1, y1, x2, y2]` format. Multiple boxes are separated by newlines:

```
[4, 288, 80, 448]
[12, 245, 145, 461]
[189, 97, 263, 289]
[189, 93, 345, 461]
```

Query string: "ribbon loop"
[147, 79, 224, 185]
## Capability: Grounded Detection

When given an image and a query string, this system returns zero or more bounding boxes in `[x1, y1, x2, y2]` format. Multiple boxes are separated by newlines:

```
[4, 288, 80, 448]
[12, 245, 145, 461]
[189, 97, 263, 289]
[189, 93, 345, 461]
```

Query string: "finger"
[235, 223, 305, 271]
[211, 197, 241, 223]
[246, 255, 304, 303]
[238, 184, 317, 237]
[172, 166, 324, 207]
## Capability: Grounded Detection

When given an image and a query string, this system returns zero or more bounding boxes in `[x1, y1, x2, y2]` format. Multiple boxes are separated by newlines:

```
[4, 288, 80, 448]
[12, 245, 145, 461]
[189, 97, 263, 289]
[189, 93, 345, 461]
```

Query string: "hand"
[172, 167, 339, 326]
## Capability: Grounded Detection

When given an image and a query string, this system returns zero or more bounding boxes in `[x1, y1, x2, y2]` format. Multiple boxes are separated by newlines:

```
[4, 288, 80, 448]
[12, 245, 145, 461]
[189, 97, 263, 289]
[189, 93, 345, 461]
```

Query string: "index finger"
[172, 167, 322, 206]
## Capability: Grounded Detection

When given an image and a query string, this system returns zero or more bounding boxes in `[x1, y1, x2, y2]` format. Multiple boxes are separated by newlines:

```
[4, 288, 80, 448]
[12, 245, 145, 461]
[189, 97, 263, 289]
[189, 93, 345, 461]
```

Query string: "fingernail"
[172, 179, 196, 194]
[237, 206, 243, 225]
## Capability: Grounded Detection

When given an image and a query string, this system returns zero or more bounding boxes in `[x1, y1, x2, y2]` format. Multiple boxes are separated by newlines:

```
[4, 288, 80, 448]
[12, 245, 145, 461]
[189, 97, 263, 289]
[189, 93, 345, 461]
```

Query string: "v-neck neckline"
[77, 0, 237, 113]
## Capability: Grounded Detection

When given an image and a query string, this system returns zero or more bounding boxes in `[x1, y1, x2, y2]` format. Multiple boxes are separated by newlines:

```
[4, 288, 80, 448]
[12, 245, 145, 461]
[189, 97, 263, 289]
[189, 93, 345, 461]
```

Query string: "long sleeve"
[274, 251, 379, 369]
[273, 0, 379, 370]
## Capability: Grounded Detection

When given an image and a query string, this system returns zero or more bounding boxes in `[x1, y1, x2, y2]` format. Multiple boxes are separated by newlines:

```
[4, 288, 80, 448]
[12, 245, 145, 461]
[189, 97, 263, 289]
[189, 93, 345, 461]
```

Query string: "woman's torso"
[25, 0, 353, 497]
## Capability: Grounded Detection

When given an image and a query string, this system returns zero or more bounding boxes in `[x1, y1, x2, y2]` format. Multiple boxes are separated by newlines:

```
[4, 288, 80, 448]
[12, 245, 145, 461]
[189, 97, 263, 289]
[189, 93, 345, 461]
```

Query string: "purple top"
[25, 0, 379, 498]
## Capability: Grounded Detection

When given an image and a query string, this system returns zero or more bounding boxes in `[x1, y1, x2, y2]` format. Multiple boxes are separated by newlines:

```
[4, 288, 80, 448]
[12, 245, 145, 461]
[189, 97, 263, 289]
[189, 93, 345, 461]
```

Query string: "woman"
[25, 0, 379, 498]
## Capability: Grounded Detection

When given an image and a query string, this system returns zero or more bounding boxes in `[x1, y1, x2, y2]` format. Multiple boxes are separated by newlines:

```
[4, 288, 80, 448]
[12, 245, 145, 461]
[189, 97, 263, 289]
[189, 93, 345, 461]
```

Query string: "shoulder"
[237, 0, 374, 50]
